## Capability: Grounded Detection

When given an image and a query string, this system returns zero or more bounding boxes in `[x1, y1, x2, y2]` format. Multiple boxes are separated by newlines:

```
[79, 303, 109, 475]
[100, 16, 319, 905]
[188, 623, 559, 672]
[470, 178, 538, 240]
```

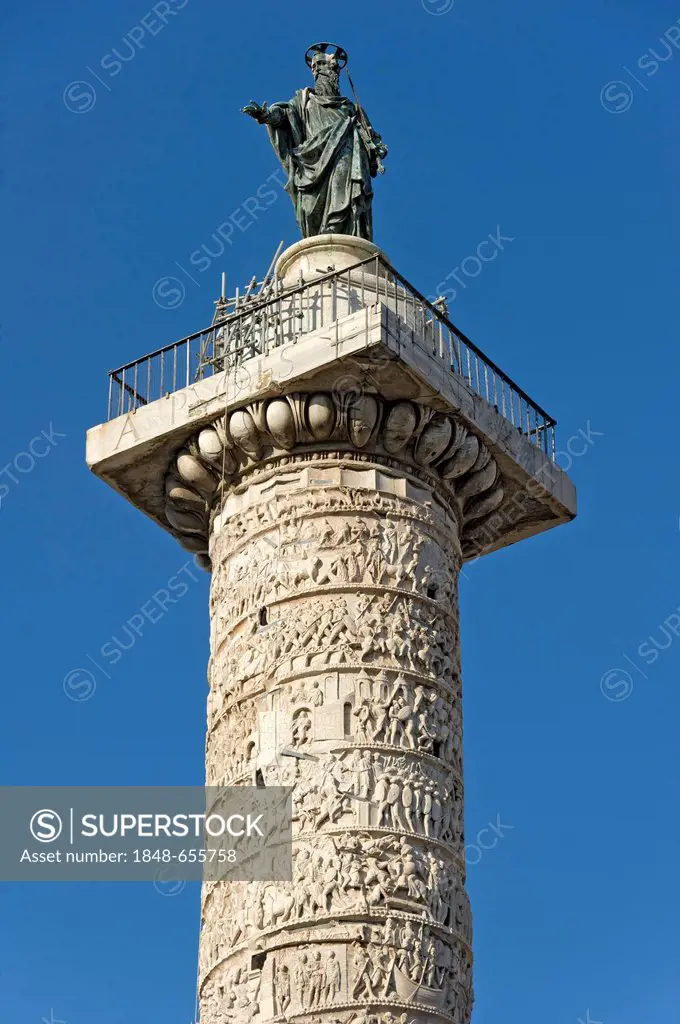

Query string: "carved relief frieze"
[211, 595, 459, 696]
[208, 510, 459, 633]
[199, 411, 474, 1022]
[199, 884, 473, 1023]
[289, 751, 463, 847]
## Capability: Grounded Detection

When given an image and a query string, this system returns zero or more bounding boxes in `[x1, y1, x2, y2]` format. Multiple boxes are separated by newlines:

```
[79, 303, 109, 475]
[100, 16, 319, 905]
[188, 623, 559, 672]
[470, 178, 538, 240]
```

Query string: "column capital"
[165, 393, 503, 570]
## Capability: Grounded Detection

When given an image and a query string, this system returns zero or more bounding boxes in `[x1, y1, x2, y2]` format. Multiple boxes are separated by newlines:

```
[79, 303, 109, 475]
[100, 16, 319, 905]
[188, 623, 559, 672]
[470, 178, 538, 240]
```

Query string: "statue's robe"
[266, 88, 376, 240]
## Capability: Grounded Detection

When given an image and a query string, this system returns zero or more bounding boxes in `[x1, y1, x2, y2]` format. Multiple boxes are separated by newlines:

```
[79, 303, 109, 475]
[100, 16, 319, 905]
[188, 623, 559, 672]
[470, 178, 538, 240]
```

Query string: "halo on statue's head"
[305, 42, 348, 71]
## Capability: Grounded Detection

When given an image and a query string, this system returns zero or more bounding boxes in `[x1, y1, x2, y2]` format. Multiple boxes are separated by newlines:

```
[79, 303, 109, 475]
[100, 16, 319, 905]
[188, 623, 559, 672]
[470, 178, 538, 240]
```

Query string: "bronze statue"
[242, 42, 388, 241]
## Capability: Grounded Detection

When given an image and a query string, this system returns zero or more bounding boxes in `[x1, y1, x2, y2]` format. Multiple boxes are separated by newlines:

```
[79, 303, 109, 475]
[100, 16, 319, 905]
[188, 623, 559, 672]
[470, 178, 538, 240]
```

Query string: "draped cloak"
[266, 88, 376, 240]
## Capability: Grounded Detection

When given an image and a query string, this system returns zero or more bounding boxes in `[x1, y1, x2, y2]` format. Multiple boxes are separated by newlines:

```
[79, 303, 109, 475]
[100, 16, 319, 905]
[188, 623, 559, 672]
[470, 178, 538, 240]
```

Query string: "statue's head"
[305, 42, 347, 96]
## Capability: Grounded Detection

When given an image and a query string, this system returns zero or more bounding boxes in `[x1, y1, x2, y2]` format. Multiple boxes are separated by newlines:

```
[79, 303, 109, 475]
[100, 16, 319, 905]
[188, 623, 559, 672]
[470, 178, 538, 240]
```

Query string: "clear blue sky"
[2, 0, 679, 1021]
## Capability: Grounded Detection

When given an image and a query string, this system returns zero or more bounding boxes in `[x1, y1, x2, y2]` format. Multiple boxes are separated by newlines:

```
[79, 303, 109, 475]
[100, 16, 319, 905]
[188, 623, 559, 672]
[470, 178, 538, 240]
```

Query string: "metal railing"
[107, 254, 556, 458]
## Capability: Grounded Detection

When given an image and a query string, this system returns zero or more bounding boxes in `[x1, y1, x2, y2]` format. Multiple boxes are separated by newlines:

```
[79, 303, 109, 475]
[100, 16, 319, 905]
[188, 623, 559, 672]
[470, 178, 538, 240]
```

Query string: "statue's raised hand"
[241, 100, 268, 124]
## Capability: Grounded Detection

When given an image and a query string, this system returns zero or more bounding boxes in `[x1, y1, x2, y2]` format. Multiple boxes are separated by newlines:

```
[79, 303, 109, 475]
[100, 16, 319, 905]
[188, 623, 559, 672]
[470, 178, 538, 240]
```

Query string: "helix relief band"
[198, 436, 476, 1024]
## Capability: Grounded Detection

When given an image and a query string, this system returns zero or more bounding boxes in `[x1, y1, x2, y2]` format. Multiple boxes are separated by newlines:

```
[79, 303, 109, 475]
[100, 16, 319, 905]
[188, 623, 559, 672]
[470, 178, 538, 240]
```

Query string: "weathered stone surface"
[200, 457, 472, 1024]
[276, 234, 382, 287]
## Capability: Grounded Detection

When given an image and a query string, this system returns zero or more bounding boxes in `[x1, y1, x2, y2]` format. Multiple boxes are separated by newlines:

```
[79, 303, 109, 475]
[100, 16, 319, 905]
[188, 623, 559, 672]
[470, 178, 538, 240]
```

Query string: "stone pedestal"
[276, 234, 381, 286]
[240, 234, 391, 350]
[86, 235, 576, 1024]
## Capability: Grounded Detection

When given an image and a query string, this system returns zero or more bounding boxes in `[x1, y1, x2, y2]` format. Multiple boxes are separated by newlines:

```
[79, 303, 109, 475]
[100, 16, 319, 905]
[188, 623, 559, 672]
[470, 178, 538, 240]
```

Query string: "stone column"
[187, 381, 505, 1024]
[86, 235, 576, 1024]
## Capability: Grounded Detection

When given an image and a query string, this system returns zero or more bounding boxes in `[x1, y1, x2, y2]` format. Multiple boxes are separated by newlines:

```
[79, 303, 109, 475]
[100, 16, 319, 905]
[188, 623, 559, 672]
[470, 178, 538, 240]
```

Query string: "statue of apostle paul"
[242, 43, 388, 241]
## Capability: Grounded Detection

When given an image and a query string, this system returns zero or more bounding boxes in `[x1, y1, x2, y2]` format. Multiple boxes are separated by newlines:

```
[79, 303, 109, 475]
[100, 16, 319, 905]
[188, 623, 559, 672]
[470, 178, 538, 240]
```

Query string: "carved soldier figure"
[274, 962, 291, 1016]
[309, 680, 324, 706]
[430, 784, 444, 839]
[374, 769, 391, 826]
[325, 950, 342, 1001]
[351, 943, 371, 999]
[308, 950, 325, 1007]
[350, 748, 374, 799]
[321, 850, 342, 911]
[387, 697, 407, 746]
[416, 709, 437, 753]
[292, 709, 312, 747]
[353, 697, 374, 742]
[422, 783, 434, 837]
[340, 849, 364, 897]
[386, 774, 404, 830]
[368, 945, 394, 998]
[295, 953, 311, 1008]
[317, 754, 350, 826]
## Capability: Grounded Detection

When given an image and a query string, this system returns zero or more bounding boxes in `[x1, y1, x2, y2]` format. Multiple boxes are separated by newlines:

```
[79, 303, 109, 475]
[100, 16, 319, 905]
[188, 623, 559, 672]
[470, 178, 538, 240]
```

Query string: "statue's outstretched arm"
[241, 101, 287, 128]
